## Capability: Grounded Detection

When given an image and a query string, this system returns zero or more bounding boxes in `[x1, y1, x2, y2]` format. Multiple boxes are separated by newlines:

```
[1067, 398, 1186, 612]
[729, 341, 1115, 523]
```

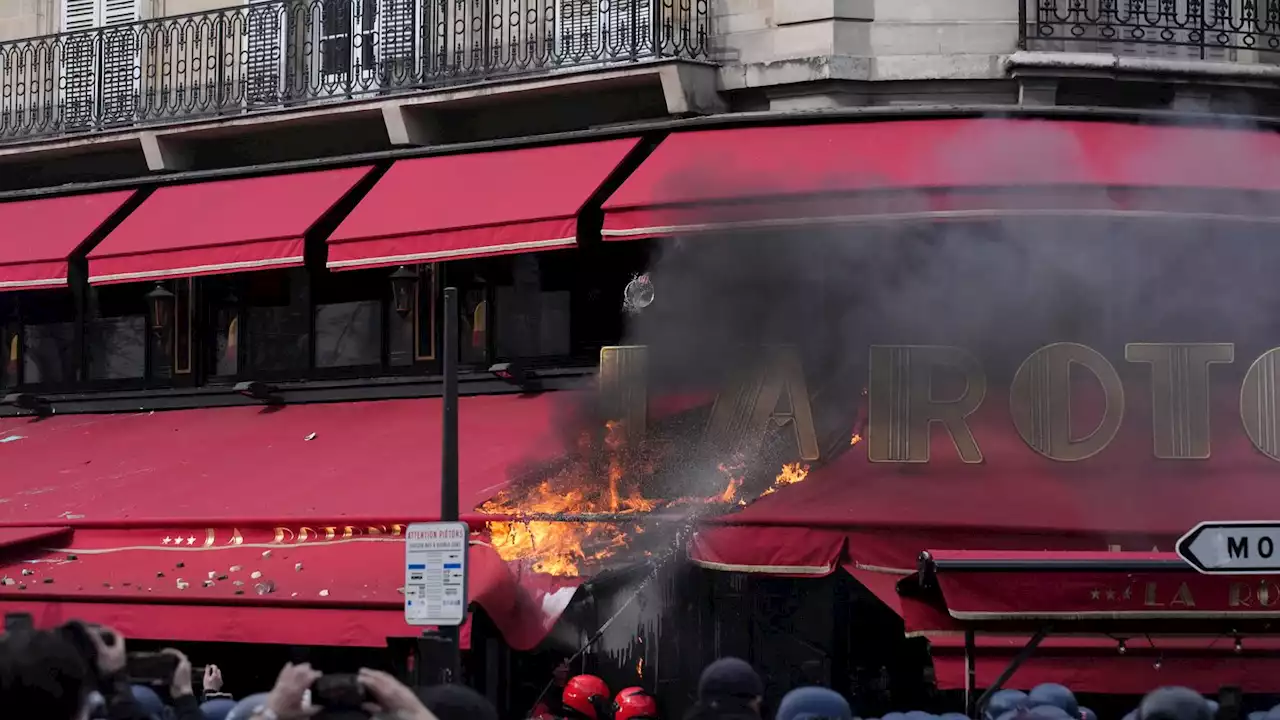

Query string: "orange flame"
[850, 433, 863, 446]
[480, 420, 814, 576]
[636, 657, 644, 676]
[761, 462, 810, 497]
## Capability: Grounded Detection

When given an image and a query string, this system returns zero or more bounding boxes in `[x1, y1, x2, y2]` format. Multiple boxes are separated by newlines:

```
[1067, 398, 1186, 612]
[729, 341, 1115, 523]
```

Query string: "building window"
[243, 269, 311, 376]
[86, 283, 147, 381]
[313, 268, 385, 369]
[12, 290, 77, 387]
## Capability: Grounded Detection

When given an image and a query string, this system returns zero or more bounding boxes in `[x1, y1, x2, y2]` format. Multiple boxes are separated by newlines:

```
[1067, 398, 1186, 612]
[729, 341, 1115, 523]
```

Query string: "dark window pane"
[315, 300, 381, 368]
[495, 287, 571, 358]
[23, 322, 75, 385]
[245, 270, 309, 375]
[460, 290, 488, 365]
[389, 301, 413, 367]
[88, 316, 146, 379]
[313, 268, 388, 370]
[87, 284, 147, 381]
[1, 326, 14, 390]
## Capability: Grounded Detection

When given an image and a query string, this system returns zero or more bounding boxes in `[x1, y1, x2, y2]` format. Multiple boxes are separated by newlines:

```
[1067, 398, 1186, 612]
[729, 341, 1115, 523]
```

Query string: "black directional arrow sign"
[1177, 521, 1280, 574]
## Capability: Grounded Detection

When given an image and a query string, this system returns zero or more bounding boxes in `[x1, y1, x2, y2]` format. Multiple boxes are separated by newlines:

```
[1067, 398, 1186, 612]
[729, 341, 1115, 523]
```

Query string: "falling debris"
[304, 432, 317, 441]
[229, 565, 242, 573]
[20, 569, 33, 576]
[203, 580, 215, 588]
[176, 580, 190, 590]
[250, 571, 262, 579]
[850, 433, 863, 446]
[42, 578, 53, 584]
[319, 589, 330, 597]
[207, 571, 216, 580]
[0, 435, 25, 443]
[0, 577, 13, 586]
[262, 550, 272, 559]
[255, 581, 276, 595]
[294, 563, 303, 571]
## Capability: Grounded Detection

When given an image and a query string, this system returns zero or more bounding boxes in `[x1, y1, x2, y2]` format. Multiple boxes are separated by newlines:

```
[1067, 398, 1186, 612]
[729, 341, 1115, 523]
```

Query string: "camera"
[311, 674, 368, 711]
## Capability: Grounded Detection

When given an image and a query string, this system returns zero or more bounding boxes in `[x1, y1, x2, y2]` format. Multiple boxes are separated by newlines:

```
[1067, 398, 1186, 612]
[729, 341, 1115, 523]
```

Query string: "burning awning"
[0, 395, 580, 648]
[0, 191, 136, 289]
[601, 119, 1280, 239]
[690, 382, 1280, 578]
[87, 167, 374, 284]
[326, 139, 641, 270]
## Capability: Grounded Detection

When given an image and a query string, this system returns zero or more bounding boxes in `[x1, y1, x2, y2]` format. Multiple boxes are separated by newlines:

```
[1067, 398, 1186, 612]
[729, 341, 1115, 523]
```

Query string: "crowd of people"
[0, 620, 1247, 720]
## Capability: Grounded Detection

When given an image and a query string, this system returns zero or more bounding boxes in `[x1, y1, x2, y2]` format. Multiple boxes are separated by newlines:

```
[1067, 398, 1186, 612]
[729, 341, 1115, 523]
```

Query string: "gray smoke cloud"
[624, 117, 1280, 396]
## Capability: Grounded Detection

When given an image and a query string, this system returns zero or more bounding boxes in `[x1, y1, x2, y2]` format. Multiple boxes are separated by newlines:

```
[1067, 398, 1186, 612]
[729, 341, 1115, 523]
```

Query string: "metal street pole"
[438, 286, 462, 682]
[417, 287, 463, 687]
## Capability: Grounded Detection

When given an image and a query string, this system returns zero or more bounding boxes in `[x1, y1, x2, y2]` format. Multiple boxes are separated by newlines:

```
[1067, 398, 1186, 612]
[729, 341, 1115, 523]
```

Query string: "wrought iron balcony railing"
[1021, 0, 1280, 60]
[0, 0, 709, 143]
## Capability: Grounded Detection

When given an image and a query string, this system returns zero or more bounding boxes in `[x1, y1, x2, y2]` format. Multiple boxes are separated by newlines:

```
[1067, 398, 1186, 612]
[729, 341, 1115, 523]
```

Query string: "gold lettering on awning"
[867, 345, 986, 463]
[1126, 343, 1233, 459]
[706, 346, 820, 461]
[599, 346, 649, 442]
[1011, 343, 1124, 462]
[1241, 348, 1280, 461]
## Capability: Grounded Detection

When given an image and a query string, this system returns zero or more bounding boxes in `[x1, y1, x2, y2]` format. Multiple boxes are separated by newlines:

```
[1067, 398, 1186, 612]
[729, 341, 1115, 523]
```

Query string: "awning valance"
[602, 119, 1280, 239]
[0, 394, 579, 648]
[87, 167, 374, 284]
[0, 191, 135, 289]
[326, 139, 641, 270]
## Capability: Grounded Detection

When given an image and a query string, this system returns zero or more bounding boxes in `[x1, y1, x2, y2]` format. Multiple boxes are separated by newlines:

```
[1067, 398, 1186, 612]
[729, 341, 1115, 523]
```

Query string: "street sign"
[1177, 521, 1280, 575]
[404, 521, 469, 626]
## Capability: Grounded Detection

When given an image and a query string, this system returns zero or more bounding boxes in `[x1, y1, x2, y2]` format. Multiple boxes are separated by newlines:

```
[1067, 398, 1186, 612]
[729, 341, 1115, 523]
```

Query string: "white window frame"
[60, 0, 142, 128]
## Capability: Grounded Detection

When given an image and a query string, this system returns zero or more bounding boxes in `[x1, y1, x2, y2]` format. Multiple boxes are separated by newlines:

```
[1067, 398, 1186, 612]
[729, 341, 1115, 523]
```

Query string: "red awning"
[87, 167, 374, 284]
[0, 191, 135, 289]
[893, 550, 1280, 636]
[929, 634, 1280, 694]
[0, 394, 582, 648]
[327, 139, 640, 269]
[690, 383, 1280, 577]
[602, 119, 1280, 238]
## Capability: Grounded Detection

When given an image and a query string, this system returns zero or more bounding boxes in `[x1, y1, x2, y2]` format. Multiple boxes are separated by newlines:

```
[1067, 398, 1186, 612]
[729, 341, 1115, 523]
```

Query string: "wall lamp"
[389, 265, 420, 317]
[234, 381, 281, 404]
[146, 282, 176, 335]
[489, 360, 541, 392]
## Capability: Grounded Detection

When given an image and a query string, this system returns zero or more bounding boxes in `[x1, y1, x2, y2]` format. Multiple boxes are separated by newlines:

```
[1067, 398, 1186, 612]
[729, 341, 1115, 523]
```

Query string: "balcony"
[1021, 0, 1280, 61]
[0, 0, 710, 144]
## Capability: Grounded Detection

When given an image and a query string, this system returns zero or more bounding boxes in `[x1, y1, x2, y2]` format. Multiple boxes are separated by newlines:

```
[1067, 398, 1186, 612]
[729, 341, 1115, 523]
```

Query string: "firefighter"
[615, 687, 659, 720]
[561, 674, 614, 720]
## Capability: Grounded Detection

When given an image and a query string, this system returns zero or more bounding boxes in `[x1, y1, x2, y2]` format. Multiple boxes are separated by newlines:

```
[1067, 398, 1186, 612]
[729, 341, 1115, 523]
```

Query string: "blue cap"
[226, 693, 271, 720]
[1138, 687, 1212, 720]
[202, 698, 238, 720]
[776, 687, 853, 720]
[130, 685, 166, 720]
[1029, 685, 1079, 717]
[988, 689, 1030, 720]
[699, 658, 763, 702]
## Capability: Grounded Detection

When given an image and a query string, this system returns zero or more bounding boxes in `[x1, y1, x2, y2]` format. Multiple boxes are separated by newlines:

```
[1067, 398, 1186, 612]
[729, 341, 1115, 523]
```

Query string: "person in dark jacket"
[683, 658, 764, 720]
[0, 628, 94, 720]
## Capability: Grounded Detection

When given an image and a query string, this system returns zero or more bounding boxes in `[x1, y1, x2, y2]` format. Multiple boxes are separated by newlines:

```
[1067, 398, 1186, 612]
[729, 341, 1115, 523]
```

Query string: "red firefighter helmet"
[614, 687, 659, 720]
[563, 675, 612, 720]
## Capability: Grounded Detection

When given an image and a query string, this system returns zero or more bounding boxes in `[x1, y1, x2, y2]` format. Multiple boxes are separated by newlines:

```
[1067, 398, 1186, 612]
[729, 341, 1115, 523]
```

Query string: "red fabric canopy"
[691, 382, 1280, 576]
[327, 139, 640, 270]
[602, 119, 1280, 239]
[929, 634, 1280, 694]
[0, 394, 584, 647]
[0, 191, 135, 289]
[87, 167, 373, 284]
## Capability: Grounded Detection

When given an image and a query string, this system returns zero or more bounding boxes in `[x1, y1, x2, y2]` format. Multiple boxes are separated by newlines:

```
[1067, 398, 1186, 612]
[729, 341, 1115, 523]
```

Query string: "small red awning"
[602, 119, 1280, 238]
[0, 394, 580, 648]
[929, 634, 1280, 694]
[0, 191, 135, 289]
[327, 139, 641, 270]
[87, 167, 374, 284]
